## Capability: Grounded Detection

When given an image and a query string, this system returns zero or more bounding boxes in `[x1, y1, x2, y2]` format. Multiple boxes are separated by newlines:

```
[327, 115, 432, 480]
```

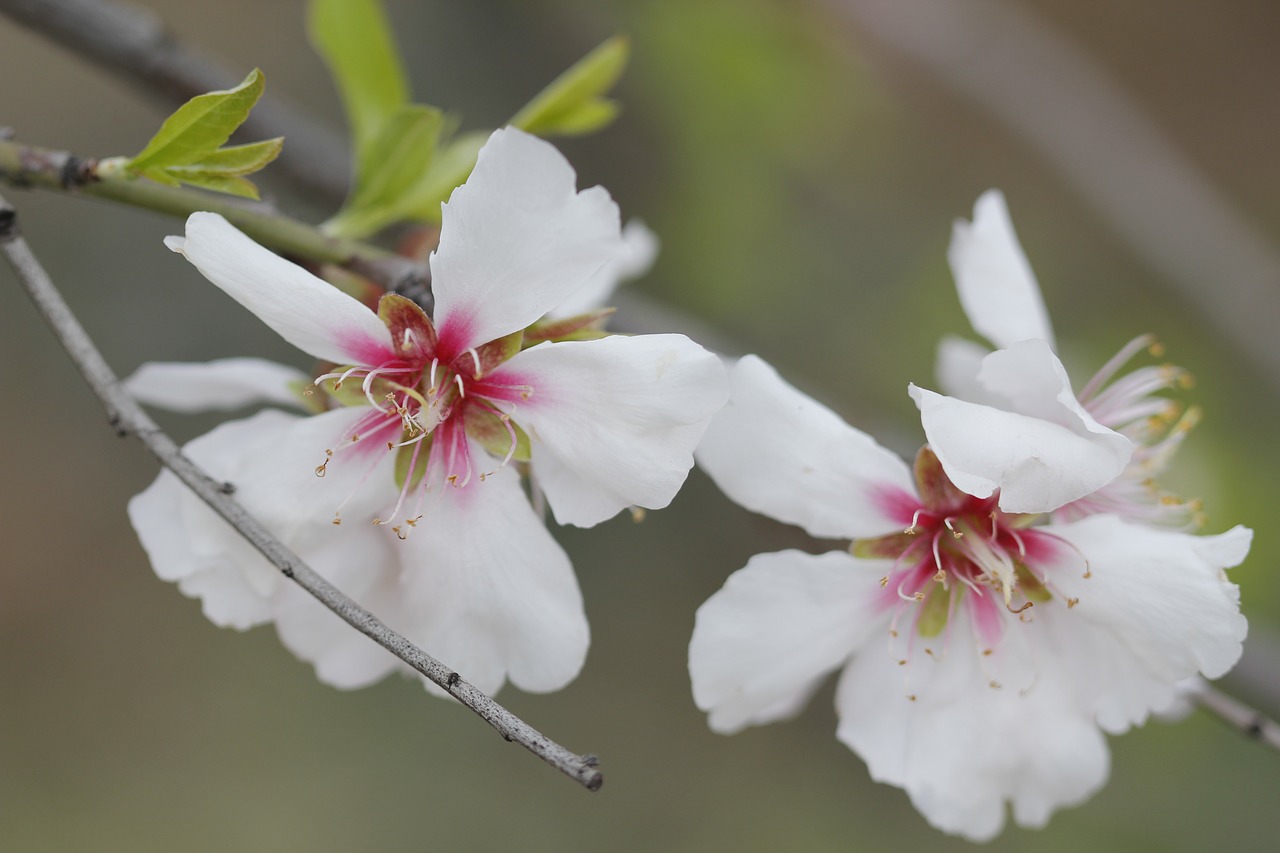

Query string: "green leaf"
[399, 130, 490, 223]
[309, 0, 410, 182]
[324, 105, 443, 238]
[129, 69, 267, 171]
[158, 172, 261, 199]
[178, 138, 284, 176]
[511, 36, 629, 137]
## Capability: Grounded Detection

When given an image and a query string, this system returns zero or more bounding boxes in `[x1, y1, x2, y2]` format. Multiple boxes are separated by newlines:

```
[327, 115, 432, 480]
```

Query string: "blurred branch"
[0, 191, 603, 793]
[1183, 679, 1280, 753]
[833, 0, 1280, 394]
[0, 0, 349, 202]
[0, 137, 427, 295]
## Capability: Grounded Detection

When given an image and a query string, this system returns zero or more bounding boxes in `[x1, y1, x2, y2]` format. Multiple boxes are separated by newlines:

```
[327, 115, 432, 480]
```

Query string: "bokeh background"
[3, 1, 1279, 849]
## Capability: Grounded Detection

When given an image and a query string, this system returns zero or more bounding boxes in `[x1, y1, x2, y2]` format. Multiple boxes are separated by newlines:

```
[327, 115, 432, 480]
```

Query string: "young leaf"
[511, 36, 629, 137]
[308, 0, 410, 183]
[128, 69, 268, 171]
[399, 130, 490, 223]
[323, 105, 443, 238]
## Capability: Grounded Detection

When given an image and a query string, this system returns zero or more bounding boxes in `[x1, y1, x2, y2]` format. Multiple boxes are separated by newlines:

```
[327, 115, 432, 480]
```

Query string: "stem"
[0, 0, 349, 202]
[0, 137, 427, 295]
[1183, 678, 1280, 753]
[0, 192, 602, 793]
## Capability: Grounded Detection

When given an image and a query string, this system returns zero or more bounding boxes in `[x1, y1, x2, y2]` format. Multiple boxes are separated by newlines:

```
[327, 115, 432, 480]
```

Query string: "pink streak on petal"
[967, 588, 1005, 649]
[873, 485, 923, 527]
[435, 316, 478, 364]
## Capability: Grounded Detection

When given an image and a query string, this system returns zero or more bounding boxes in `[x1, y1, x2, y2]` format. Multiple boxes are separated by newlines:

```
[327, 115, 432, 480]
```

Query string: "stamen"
[454, 373, 466, 399]
[315, 448, 333, 477]
[1078, 333, 1156, 403]
[905, 509, 926, 535]
[943, 517, 963, 538]
[468, 347, 481, 375]
[1006, 600, 1033, 615]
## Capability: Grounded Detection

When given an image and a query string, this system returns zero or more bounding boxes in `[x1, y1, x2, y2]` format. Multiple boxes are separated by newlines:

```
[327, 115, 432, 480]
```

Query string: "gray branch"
[1184, 679, 1280, 753]
[0, 192, 603, 793]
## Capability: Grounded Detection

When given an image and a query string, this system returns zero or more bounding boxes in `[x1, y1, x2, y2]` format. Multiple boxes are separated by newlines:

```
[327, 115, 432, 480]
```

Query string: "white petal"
[172, 212, 395, 365]
[548, 218, 659, 319]
[934, 336, 996, 404]
[910, 340, 1131, 513]
[129, 406, 398, 640]
[1043, 516, 1250, 731]
[697, 355, 917, 539]
[510, 334, 728, 528]
[271, 524, 407, 690]
[430, 128, 623, 352]
[125, 357, 310, 413]
[948, 189, 1056, 350]
[689, 550, 887, 734]
[399, 460, 588, 696]
[835, 607, 1109, 841]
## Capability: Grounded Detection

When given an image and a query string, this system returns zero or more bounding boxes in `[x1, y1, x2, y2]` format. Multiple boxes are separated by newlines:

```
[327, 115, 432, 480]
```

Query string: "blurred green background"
[3, 1, 1279, 850]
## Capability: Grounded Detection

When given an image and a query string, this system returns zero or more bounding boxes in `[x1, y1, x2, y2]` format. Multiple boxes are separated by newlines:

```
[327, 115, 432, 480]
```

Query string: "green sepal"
[289, 379, 329, 415]
[377, 292, 437, 360]
[524, 308, 616, 346]
[914, 446, 967, 513]
[314, 368, 385, 408]
[511, 36, 629, 137]
[467, 409, 532, 464]
[916, 584, 954, 638]
[1015, 563, 1053, 603]
[472, 330, 523, 377]
[851, 531, 915, 560]
[393, 434, 432, 492]
[308, 0, 410, 182]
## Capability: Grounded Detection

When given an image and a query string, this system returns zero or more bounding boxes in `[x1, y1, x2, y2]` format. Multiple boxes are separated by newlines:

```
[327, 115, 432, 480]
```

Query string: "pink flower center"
[309, 297, 533, 537]
[858, 448, 1088, 665]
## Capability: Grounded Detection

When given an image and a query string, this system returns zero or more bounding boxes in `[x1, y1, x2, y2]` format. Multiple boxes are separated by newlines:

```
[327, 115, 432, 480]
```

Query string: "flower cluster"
[127, 128, 727, 696]
[688, 191, 1249, 840]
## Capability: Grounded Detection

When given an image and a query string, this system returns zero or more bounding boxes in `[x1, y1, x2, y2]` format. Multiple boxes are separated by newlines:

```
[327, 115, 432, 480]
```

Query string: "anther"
[393, 526, 407, 540]
[989, 681, 1002, 690]
[1006, 601, 1033, 615]
[944, 517, 963, 538]
[907, 694, 917, 702]
[879, 576, 889, 588]
[1067, 597, 1079, 609]
[905, 509, 926, 534]
[982, 648, 993, 657]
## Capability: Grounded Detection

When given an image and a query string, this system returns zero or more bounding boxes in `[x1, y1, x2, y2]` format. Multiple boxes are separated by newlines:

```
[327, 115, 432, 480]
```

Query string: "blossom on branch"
[915, 190, 1203, 526]
[689, 193, 1249, 841]
[128, 128, 727, 696]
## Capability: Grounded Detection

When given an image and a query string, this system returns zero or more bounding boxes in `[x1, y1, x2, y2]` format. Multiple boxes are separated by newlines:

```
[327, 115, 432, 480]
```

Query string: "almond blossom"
[914, 190, 1203, 526]
[691, 355, 1248, 840]
[128, 127, 727, 696]
[690, 187, 1252, 840]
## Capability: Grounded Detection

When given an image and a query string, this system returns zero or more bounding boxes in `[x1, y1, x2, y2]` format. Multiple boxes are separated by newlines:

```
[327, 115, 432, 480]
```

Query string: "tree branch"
[0, 137, 427, 296]
[0, 191, 602, 793]
[1182, 678, 1280, 753]
[0, 0, 349, 202]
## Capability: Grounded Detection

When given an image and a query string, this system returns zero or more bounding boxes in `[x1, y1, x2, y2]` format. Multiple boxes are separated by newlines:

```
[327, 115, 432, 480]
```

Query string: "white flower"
[128, 127, 728, 695]
[912, 190, 1202, 524]
[690, 354, 1248, 841]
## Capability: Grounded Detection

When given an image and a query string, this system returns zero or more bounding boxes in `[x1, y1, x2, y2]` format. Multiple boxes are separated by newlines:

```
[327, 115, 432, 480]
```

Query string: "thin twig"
[0, 192, 603, 793]
[0, 137, 426, 296]
[0, 0, 349, 202]
[1182, 679, 1280, 753]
